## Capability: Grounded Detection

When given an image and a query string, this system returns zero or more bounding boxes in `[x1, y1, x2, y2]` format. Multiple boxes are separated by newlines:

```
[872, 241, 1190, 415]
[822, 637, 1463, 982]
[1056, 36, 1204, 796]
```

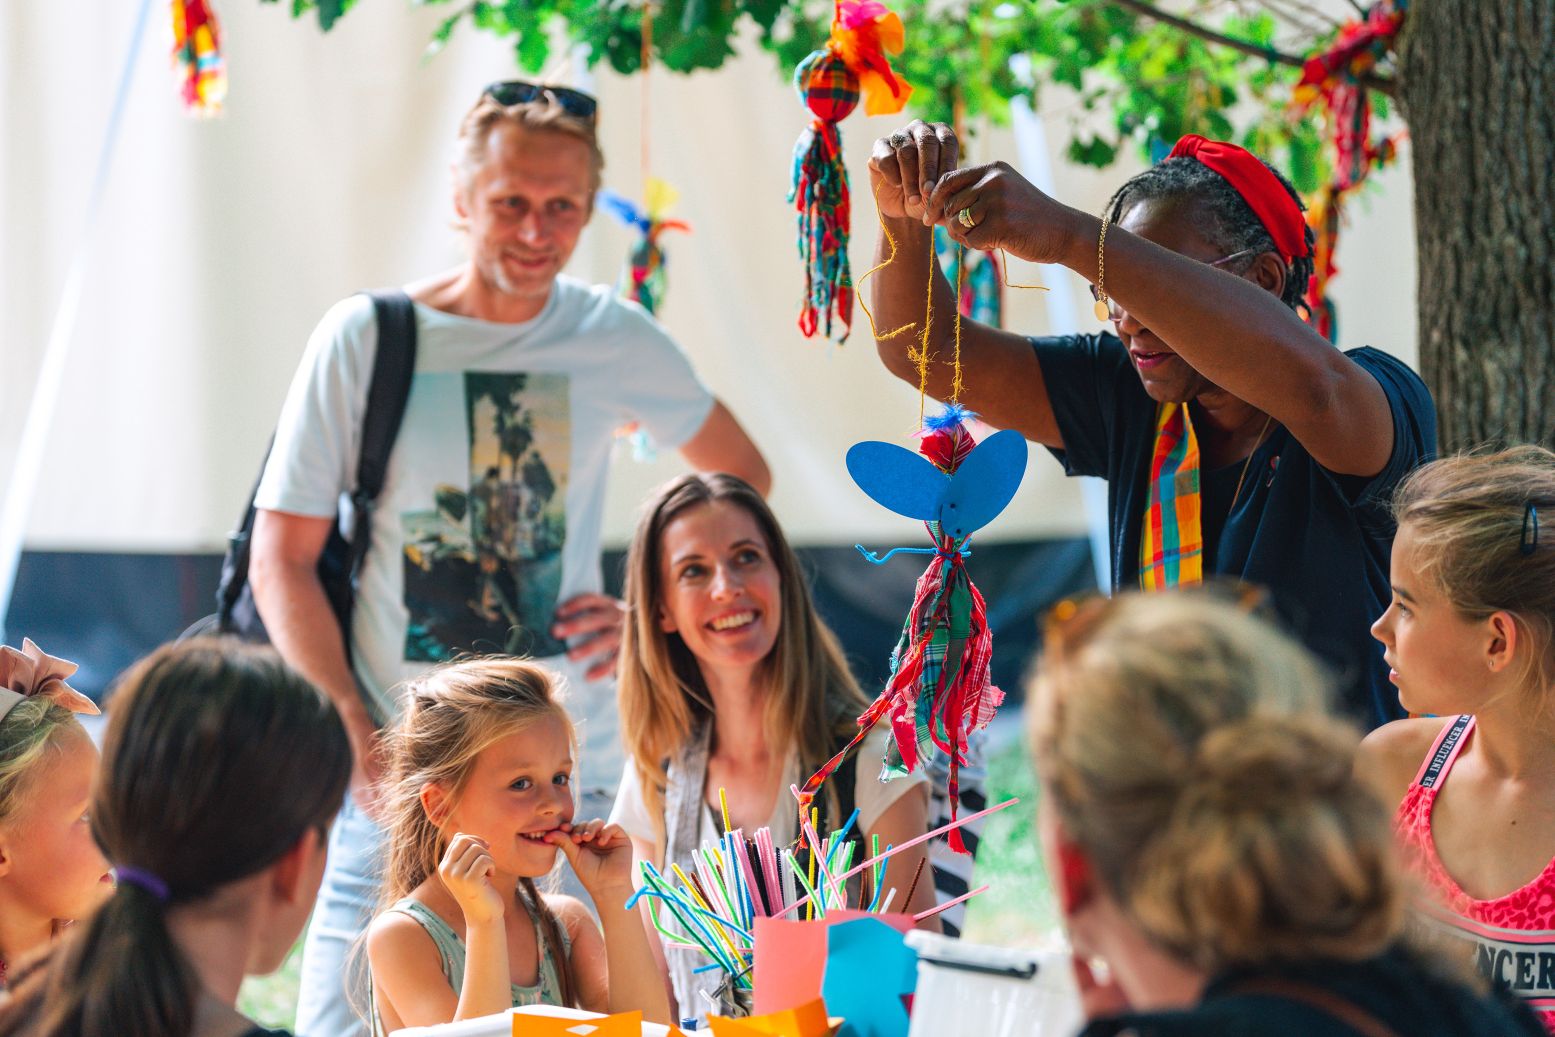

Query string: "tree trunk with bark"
[1396, 0, 1555, 452]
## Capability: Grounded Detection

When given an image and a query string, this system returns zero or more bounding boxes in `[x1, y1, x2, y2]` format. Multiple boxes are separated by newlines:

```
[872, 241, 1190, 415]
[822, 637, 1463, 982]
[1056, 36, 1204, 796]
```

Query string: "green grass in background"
[961, 732, 1057, 945]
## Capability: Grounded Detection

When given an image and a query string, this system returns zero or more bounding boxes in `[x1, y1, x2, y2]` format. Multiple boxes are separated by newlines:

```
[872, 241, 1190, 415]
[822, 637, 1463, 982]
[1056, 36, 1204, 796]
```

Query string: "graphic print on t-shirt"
[401, 372, 570, 661]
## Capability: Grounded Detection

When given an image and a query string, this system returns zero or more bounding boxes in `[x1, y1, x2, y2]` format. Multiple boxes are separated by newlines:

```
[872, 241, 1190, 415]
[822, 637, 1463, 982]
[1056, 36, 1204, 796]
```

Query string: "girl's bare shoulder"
[1358, 716, 1457, 806]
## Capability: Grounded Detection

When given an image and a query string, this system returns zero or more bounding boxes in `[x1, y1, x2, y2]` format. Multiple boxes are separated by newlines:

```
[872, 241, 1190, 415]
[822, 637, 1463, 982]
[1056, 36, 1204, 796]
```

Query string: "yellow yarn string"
[855, 180, 917, 343]
[951, 241, 965, 404]
[915, 236, 936, 426]
[998, 249, 1049, 291]
[856, 179, 1049, 427]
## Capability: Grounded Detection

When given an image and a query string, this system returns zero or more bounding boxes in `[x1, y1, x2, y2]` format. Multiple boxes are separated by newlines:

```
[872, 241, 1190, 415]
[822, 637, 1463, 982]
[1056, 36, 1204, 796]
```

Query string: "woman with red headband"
[866, 123, 1435, 729]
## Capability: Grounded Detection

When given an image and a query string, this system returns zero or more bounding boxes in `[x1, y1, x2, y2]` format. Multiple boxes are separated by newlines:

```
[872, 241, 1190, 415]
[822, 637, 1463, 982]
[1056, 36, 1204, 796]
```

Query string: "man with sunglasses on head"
[248, 82, 769, 1036]
[866, 122, 1435, 736]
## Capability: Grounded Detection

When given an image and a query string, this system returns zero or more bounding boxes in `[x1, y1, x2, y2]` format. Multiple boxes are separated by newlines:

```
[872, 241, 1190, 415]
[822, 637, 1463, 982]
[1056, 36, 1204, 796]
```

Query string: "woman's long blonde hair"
[1030, 591, 1404, 974]
[618, 474, 867, 825]
[1392, 445, 1555, 695]
[377, 657, 581, 1007]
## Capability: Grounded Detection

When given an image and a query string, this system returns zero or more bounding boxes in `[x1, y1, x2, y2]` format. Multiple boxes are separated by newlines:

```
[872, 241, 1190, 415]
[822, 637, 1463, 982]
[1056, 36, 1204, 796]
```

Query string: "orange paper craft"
[515, 1011, 650, 1037]
[709, 998, 842, 1037]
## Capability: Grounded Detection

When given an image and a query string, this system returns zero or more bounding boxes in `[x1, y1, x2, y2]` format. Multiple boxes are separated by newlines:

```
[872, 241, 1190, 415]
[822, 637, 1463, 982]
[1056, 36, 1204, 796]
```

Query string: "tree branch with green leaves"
[263, 0, 1398, 194]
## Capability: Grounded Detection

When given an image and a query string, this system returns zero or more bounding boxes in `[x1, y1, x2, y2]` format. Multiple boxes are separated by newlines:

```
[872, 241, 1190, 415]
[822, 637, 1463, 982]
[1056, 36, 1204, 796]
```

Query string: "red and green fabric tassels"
[789, 0, 912, 342]
[1292, 0, 1406, 341]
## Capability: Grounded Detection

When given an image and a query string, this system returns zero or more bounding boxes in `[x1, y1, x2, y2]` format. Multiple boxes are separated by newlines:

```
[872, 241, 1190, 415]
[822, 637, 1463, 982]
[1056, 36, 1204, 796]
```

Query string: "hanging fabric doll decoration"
[789, 0, 913, 342]
[171, 0, 227, 116]
[1291, 0, 1406, 341]
[599, 179, 691, 316]
[598, 3, 691, 321]
[933, 227, 1003, 328]
[798, 404, 1025, 853]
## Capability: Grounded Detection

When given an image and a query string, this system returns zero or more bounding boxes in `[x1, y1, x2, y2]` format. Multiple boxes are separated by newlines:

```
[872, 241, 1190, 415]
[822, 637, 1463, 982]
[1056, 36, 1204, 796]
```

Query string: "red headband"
[1167, 134, 1310, 263]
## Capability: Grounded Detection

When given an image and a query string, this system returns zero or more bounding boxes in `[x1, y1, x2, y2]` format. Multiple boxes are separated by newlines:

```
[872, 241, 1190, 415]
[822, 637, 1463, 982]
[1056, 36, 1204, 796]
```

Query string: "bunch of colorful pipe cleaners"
[789, 0, 912, 342]
[170, 0, 226, 116]
[626, 791, 1013, 986]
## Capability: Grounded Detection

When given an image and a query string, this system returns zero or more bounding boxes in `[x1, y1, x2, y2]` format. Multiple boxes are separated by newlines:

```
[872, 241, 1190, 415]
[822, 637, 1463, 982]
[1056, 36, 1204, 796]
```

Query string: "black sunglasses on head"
[483, 80, 597, 120]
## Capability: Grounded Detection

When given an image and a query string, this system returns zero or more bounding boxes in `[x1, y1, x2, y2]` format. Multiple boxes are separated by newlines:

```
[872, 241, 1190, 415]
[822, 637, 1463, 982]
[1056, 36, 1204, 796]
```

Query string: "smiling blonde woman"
[610, 473, 942, 1022]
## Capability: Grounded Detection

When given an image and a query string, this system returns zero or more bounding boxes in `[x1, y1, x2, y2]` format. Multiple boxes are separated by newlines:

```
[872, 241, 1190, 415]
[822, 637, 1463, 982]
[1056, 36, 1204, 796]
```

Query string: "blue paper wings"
[845, 428, 1027, 541]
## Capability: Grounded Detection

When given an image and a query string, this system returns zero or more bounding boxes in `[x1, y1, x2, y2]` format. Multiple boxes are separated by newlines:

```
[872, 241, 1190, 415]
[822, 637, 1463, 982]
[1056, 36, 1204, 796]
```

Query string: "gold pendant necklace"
[1230, 413, 1275, 510]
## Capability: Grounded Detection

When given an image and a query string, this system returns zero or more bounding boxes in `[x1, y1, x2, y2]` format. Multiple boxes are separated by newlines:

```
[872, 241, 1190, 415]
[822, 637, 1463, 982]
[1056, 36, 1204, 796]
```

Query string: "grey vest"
[662, 719, 727, 1023]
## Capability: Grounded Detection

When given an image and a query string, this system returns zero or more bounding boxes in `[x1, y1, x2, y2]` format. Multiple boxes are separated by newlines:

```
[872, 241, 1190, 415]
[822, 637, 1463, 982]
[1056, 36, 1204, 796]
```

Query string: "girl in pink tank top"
[1393, 715, 1555, 1031]
[1359, 449, 1555, 1033]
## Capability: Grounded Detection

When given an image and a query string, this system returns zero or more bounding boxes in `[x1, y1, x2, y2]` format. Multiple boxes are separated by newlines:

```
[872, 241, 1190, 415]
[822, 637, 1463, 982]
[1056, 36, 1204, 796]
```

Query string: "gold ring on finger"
[958, 206, 977, 229]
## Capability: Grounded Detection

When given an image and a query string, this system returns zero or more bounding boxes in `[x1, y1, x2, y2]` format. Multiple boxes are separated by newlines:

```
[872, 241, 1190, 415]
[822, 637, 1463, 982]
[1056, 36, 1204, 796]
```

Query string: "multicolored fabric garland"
[1138, 402, 1204, 590]
[791, 51, 859, 341]
[789, 0, 912, 342]
[1293, 0, 1407, 341]
[598, 178, 690, 316]
[171, 0, 226, 116]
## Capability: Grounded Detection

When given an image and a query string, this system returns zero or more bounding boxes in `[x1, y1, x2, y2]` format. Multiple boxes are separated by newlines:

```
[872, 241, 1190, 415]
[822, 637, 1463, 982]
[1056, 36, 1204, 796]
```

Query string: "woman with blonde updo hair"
[1031, 590, 1540, 1036]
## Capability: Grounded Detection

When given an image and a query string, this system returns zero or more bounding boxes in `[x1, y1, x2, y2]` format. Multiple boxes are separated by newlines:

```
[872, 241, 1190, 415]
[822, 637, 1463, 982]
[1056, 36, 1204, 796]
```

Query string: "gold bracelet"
[1093, 209, 1112, 321]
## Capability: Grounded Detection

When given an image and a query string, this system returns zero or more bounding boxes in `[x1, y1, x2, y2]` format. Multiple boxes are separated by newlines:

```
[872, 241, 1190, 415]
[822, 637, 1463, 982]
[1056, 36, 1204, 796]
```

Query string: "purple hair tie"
[116, 866, 170, 902]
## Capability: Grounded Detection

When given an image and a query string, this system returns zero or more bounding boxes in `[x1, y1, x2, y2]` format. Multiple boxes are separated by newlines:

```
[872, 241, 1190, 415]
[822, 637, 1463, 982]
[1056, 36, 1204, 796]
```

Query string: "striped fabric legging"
[923, 733, 988, 937]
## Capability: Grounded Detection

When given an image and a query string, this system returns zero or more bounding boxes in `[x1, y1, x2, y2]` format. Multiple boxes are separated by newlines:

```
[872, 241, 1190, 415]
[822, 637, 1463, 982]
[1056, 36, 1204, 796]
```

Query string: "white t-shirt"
[609, 727, 928, 861]
[254, 280, 714, 790]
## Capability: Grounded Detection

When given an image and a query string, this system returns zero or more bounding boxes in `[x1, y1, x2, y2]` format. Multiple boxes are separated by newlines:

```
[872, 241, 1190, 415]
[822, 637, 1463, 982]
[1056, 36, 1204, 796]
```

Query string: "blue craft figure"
[799, 404, 1025, 852]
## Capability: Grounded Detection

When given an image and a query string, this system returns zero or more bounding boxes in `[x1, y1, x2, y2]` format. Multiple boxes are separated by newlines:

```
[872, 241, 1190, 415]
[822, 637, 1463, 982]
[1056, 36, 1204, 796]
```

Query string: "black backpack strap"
[343, 291, 418, 580]
[211, 291, 417, 649]
[214, 433, 277, 623]
[355, 291, 418, 506]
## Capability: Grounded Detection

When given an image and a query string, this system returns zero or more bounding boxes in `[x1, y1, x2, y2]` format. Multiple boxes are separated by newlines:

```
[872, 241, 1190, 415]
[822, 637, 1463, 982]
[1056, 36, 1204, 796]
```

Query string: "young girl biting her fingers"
[366, 659, 669, 1032]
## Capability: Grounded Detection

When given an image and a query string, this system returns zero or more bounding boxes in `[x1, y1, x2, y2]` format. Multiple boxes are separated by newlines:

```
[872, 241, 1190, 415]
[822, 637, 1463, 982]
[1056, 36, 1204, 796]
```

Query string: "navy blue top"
[1079, 948, 1543, 1036]
[1032, 334, 1436, 728]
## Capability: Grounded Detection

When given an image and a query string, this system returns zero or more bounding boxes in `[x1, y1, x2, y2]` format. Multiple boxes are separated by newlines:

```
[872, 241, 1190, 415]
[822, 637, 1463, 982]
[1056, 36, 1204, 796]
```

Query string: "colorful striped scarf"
[1139, 402, 1204, 589]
